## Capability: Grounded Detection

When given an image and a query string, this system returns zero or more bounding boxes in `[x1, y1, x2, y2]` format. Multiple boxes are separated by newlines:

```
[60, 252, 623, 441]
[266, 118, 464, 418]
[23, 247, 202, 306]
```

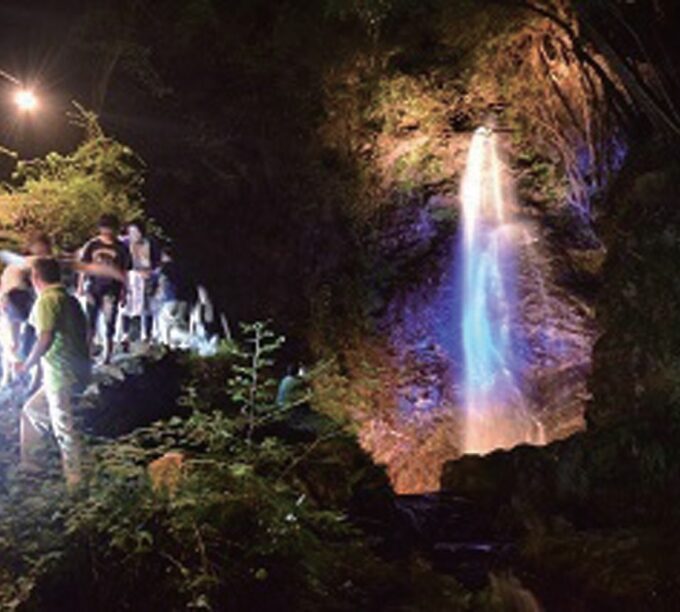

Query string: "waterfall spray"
[460, 127, 543, 455]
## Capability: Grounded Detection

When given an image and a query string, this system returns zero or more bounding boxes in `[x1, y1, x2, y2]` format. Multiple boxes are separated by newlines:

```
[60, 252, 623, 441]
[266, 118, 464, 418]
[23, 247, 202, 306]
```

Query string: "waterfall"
[460, 127, 543, 455]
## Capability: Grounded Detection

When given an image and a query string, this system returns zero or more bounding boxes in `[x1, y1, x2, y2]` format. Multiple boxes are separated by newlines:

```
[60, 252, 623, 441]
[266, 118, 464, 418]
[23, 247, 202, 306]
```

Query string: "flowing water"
[354, 127, 593, 492]
[460, 127, 544, 455]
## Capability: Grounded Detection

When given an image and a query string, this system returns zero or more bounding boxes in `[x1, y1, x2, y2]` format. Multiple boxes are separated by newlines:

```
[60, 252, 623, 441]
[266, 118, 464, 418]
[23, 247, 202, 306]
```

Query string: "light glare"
[14, 89, 38, 112]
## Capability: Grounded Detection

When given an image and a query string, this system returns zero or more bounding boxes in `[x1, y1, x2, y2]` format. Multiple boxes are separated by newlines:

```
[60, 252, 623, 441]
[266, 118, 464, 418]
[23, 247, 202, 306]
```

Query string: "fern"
[227, 321, 285, 443]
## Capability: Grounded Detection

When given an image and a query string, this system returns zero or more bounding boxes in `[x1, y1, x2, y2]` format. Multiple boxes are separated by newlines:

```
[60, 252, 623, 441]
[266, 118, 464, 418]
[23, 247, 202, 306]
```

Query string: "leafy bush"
[0, 323, 483, 611]
[0, 415, 369, 611]
[0, 105, 145, 250]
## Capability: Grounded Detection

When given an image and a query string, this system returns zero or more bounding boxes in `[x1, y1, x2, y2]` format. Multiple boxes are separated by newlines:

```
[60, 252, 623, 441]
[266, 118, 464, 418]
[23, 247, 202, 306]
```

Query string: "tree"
[0, 104, 145, 250]
[493, 0, 680, 140]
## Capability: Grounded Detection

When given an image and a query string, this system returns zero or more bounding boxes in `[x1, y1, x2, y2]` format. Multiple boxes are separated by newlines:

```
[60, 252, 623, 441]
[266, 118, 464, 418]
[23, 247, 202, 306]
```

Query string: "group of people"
[76, 214, 198, 364]
[0, 213, 211, 488]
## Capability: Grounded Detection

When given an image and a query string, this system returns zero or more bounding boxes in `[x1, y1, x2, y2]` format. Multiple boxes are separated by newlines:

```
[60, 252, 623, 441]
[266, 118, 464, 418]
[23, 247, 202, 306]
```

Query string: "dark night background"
[0, 0, 355, 343]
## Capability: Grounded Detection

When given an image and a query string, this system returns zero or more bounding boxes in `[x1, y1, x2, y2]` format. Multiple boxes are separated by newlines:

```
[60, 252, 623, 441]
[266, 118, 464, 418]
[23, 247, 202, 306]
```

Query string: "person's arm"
[76, 273, 85, 297]
[0, 250, 27, 267]
[16, 330, 54, 374]
[17, 293, 56, 375]
[71, 260, 127, 283]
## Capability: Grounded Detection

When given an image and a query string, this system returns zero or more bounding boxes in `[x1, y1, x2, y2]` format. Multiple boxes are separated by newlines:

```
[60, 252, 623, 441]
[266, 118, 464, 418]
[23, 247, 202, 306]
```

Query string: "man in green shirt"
[16, 257, 91, 488]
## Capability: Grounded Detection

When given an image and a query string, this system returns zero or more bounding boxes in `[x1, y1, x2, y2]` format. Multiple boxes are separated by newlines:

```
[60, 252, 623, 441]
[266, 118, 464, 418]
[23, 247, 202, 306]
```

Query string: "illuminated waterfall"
[460, 127, 543, 454]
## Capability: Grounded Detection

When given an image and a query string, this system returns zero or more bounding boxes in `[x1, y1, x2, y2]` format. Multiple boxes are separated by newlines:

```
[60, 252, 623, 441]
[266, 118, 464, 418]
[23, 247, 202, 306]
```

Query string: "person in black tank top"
[78, 214, 131, 364]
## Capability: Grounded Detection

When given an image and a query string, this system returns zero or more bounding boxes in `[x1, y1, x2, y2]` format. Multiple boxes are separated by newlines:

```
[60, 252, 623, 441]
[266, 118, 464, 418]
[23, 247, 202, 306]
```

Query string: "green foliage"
[430, 204, 458, 229]
[226, 322, 286, 442]
[0, 418, 356, 611]
[0, 322, 485, 611]
[591, 152, 680, 428]
[369, 75, 446, 137]
[393, 145, 444, 191]
[522, 525, 677, 606]
[0, 106, 145, 249]
[322, 0, 399, 34]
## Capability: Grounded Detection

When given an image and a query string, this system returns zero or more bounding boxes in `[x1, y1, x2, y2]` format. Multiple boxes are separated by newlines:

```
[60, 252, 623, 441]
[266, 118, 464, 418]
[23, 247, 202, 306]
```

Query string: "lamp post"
[0, 69, 39, 112]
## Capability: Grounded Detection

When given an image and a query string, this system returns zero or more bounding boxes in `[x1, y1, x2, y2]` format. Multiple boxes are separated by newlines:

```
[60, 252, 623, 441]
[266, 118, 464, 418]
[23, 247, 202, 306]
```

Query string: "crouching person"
[155, 246, 192, 346]
[16, 258, 91, 489]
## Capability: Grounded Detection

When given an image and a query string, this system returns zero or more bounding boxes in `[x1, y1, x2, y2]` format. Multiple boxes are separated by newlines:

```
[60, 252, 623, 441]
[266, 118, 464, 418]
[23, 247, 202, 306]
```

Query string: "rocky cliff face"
[327, 160, 599, 492]
[589, 147, 680, 429]
[310, 8, 615, 492]
[436, 140, 680, 609]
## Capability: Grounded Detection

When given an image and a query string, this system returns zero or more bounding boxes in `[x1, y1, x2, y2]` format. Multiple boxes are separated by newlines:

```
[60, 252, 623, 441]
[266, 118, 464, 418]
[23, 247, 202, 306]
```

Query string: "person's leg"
[100, 293, 120, 363]
[0, 352, 9, 387]
[1, 317, 21, 385]
[24, 362, 42, 400]
[121, 313, 131, 336]
[130, 316, 141, 342]
[20, 323, 36, 361]
[142, 314, 153, 342]
[141, 275, 154, 342]
[0, 311, 10, 383]
[125, 271, 143, 343]
[157, 302, 172, 345]
[85, 292, 102, 350]
[120, 313, 132, 351]
[45, 386, 82, 489]
[20, 387, 51, 469]
[0, 319, 11, 386]
[170, 302, 191, 347]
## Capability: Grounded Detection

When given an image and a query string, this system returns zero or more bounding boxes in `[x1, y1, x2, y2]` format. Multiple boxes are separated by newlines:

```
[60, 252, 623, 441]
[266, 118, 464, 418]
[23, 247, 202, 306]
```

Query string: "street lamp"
[1, 69, 39, 113]
[14, 89, 38, 112]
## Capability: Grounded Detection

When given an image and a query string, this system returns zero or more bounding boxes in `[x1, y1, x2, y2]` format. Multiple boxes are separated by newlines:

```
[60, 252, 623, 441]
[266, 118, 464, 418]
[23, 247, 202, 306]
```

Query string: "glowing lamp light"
[14, 89, 38, 112]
